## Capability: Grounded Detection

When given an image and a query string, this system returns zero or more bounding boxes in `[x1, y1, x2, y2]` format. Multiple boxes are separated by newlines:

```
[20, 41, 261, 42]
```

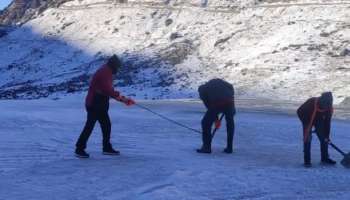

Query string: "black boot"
[304, 161, 312, 168]
[196, 146, 211, 154]
[321, 158, 336, 165]
[197, 133, 212, 154]
[103, 146, 120, 155]
[320, 143, 335, 165]
[75, 149, 90, 158]
[223, 147, 233, 154]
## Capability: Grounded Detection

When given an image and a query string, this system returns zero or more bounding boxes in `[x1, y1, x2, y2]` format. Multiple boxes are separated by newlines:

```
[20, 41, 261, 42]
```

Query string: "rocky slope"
[0, 0, 349, 104]
[0, 0, 70, 25]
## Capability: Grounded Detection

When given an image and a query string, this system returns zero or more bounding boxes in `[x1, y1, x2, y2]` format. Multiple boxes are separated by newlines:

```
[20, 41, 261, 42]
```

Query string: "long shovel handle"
[329, 142, 347, 156]
[211, 114, 225, 139]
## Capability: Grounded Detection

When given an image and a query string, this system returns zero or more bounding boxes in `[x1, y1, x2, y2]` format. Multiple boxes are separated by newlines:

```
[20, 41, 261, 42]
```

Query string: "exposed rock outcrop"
[0, 0, 71, 25]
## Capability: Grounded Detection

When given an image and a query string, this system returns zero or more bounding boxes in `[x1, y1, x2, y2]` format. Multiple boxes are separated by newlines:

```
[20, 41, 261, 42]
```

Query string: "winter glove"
[125, 98, 135, 106]
[215, 119, 221, 129]
[117, 96, 135, 106]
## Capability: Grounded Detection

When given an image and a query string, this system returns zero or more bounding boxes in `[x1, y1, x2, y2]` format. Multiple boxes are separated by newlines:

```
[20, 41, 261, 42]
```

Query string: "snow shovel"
[211, 114, 225, 139]
[328, 142, 350, 168]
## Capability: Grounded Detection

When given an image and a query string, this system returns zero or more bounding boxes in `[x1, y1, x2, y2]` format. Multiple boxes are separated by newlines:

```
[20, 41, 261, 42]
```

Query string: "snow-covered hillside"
[1, 98, 350, 200]
[0, 0, 350, 103]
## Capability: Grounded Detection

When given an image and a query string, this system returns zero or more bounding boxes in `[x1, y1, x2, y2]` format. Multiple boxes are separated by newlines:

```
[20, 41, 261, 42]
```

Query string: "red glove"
[215, 119, 221, 129]
[117, 96, 135, 106]
[125, 98, 135, 106]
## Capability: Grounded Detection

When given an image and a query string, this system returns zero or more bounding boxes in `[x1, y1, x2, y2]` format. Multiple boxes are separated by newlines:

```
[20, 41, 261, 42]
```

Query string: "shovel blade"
[340, 153, 350, 168]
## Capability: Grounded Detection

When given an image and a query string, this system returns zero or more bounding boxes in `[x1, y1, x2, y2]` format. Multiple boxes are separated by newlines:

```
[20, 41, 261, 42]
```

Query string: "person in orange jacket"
[297, 92, 336, 167]
[75, 55, 135, 158]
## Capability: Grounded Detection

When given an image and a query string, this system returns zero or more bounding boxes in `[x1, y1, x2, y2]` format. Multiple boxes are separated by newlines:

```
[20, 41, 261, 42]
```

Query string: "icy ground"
[0, 97, 350, 200]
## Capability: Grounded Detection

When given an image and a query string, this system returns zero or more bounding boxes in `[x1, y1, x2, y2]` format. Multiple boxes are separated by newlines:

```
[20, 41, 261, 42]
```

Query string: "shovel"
[328, 141, 350, 168]
[211, 113, 225, 139]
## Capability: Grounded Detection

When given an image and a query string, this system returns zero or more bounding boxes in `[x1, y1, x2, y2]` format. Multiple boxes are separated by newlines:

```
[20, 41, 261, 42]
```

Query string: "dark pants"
[303, 121, 329, 163]
[201, 105, 235, 150]
[76, 106, 112, 150]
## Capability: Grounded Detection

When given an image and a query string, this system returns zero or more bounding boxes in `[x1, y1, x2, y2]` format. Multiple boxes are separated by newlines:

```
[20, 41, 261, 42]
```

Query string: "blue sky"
[0, 0, 12, 10]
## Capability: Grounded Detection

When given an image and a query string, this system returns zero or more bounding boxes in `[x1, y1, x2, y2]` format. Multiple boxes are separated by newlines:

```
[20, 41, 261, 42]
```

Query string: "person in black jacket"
[197, 79, 236, 154]
[297, 92, 336, 167]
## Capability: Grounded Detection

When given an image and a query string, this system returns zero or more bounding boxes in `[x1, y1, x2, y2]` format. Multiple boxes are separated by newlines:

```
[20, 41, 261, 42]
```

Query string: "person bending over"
[197, 79, 236, 154]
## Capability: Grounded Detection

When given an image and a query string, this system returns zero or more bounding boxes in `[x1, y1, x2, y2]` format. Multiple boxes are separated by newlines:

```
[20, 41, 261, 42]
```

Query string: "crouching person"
[297, 92, 336, 167]
[75, 55, 135, 158]
[197, 79, 236, 154]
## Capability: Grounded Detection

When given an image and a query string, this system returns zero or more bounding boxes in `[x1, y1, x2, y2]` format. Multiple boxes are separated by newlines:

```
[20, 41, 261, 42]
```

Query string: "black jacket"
[198, 79, 235, 110]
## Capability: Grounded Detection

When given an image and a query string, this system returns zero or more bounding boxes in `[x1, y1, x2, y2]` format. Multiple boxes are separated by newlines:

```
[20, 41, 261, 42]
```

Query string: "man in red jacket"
[75, 55, 135, 158]
[297, 92, 336, 167]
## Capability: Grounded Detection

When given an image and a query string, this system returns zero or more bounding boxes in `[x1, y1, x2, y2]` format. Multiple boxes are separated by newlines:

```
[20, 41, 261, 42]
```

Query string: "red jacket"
[86, 65, 120, 106]
[297, 97, 333, 142]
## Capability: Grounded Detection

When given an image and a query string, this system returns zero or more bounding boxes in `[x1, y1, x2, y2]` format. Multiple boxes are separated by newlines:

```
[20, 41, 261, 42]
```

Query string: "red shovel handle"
[211, 114, 225, 139]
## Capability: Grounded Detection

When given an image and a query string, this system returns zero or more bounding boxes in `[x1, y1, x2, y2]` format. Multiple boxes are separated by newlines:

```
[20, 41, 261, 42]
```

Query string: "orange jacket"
[297, 97, 333, 142]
